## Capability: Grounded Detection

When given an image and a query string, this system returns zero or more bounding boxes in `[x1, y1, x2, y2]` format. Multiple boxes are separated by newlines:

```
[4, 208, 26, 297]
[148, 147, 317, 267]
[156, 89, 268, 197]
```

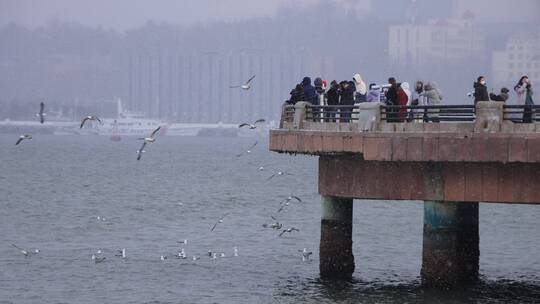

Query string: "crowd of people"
[286, 73, 535, 123]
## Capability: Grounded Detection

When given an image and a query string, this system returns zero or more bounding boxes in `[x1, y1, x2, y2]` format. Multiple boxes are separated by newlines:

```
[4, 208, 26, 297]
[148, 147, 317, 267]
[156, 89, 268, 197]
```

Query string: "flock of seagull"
[10, 94, 313, 264]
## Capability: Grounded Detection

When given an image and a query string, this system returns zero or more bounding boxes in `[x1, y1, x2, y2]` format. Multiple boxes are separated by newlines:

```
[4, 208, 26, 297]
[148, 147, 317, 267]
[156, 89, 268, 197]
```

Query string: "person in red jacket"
[396, 82, 410, 122]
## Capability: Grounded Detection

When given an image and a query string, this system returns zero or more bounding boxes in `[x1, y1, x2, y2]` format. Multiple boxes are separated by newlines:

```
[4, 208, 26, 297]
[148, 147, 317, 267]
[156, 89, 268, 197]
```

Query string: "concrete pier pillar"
[421, 201, 479, 287]
[320, 196, 354, 279]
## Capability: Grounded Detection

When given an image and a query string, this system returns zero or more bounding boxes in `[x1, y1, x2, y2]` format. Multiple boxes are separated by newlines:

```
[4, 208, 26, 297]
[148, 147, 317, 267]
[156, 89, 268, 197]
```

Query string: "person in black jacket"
[473, 76, 489, 104]
[339, 80, 355, 122]
[385, 77, 399, 122]
[287, 83, 305, 105]
[326, 80, 340, 122]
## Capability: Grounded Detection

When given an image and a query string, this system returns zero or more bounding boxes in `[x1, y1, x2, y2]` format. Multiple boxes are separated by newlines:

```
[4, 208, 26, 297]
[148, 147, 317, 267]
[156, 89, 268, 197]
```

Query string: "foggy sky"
[0, 0, 320, 30]
[1, 0, 538, 31]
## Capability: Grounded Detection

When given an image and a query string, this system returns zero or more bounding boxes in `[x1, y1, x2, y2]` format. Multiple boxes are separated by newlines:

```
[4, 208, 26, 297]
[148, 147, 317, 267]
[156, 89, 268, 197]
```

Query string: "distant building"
[492, 33, 540, 90]
[453, 0, 540, 24]
[388, 13, 485, 66]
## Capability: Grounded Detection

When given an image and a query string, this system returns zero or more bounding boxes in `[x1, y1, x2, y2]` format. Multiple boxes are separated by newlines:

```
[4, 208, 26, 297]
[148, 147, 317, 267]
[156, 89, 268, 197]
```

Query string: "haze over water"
[1, 135, 539, 303]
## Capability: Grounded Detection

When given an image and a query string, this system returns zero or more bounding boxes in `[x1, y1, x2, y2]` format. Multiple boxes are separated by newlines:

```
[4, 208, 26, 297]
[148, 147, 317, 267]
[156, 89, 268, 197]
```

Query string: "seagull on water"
[136, 126, 161, 161]
[279, 227, 300, 237]
[160, 255, 167, 261]
[91, 254, 106, 263]
[262, 216, 282, 230]
[176, 248, 187, 259]
[115, 248, 126, 258]
[15, 134, 32, 145]
[277, 196, 303, 213]
[80, 116, 102, 129]
[210, 213, 229, 232]
[11, 244, 39, 256]
[267, 171, 294, 181]
[239, 119, 265, 129]
[299, 248, 313, 261]
[233, 246, 239, 257]
[36, 102, 46, 124]
[192, 255, 200, 261]
[236, 141, 258, 157]
[177, 239, 188, 245]
[257, 164, 270, 171]
[230, 75, 256, 90]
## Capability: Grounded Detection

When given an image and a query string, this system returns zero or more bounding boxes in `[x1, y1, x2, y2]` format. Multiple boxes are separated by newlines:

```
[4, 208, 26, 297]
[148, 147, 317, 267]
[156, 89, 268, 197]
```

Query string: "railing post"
[293, 101, 309, 129]
[279, 103, 288, 129]
[318, 93, 325, 123]
[355, 102, 383, 132]
[474, 101, 504, 132]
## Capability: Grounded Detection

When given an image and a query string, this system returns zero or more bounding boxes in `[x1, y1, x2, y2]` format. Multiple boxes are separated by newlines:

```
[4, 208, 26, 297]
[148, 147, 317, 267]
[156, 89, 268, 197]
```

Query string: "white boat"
[98, 99, 165, 137]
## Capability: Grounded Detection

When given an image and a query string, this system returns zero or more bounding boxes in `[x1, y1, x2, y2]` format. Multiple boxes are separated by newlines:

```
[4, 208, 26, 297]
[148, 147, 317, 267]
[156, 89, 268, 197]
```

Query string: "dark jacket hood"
[302, 77, 312, 87]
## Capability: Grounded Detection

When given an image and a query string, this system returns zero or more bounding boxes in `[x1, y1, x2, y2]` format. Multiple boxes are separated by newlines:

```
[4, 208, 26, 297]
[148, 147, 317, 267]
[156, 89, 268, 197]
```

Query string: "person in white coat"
[352, 73, 368, 120]
[514, 75, 534, 122]
[410, 81, 425, 122]
[353, 73, 367, 103]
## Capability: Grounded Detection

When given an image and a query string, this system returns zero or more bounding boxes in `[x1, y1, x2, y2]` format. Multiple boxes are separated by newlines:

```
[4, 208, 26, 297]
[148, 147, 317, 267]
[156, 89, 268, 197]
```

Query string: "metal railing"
[381, 105, 476, 122]
[281, 103, 540, 126]
[306, 105, 359, 122]
[503, 105, 540, 123]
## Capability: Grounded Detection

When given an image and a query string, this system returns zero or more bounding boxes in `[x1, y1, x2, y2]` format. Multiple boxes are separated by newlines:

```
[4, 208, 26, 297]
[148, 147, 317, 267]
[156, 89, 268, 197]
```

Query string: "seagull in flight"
[277, 196, 303, 213]
[210, 213, 229, 232]
[279, 227, 300, 237]
[267, 171, 294, 181]
[239, 119, 265, 129]
[262, 216, 282, 230]
[15, 134, 32, 145]
[11, 244, 39, 256]
[136, 126, 161, 161]
[236, 141, 258, 157]
[36, 102, 46, 124]
[80, 116, 102, 128]
[138, 126, 161, 143]
[230, 75, 256, 90]
[299, 248, 313, 261]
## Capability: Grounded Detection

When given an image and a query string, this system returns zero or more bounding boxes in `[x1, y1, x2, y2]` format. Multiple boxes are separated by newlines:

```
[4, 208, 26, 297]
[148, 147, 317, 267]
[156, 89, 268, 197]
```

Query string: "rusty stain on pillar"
[320, 196, 354, 279]
[421, 201, 479, 287]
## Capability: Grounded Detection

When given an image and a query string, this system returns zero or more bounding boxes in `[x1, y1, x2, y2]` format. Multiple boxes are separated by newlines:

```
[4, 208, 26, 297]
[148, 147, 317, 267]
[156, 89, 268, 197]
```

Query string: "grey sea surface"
[0, 135, 539, 304]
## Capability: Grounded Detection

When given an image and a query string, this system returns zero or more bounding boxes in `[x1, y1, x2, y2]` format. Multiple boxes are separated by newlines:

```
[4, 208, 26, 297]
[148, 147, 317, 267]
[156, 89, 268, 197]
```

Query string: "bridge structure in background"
[270, 101, 540, 287]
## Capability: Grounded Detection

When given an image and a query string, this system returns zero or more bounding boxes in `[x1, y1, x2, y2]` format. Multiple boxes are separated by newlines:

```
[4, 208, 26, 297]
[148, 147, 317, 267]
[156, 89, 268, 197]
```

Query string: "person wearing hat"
[489, 87, 510, 102]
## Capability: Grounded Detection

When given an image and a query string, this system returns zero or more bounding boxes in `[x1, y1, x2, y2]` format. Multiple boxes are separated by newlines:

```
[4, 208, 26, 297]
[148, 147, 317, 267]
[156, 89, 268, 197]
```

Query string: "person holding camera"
[489, 88, 510, 102]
